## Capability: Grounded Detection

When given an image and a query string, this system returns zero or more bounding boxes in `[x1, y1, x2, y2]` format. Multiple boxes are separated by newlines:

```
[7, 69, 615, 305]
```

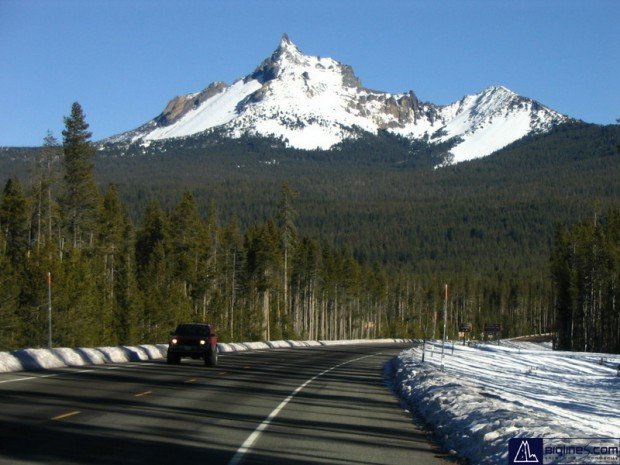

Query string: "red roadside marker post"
[440, 284, 448, 372]
[47, 272, 52, 349]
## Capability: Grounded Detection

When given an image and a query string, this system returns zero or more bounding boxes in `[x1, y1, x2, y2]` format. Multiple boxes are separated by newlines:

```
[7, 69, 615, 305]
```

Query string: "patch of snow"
[217, 342, 250, 353]
[0, 351, 27, 372]
[447, 110, 533, 162]
[289, 340, 322, 348]
[241, 341, 271, 350]
[265, 340, 293, 349]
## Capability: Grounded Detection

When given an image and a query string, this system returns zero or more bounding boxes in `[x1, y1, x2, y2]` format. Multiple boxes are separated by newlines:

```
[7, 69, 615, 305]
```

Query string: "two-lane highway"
[0, 344, 452, 464]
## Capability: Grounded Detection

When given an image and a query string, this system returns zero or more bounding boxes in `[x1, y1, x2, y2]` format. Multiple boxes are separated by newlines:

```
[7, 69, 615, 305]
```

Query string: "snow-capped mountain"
[108, 34, 569, 163]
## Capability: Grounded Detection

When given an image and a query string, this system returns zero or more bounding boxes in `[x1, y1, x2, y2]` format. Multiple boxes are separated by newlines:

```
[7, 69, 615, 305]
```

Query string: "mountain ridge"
[105, 34, 570, 162]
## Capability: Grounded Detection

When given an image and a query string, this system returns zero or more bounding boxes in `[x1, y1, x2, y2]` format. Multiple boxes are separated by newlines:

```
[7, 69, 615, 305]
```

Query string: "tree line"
[1, 103, 616, 351]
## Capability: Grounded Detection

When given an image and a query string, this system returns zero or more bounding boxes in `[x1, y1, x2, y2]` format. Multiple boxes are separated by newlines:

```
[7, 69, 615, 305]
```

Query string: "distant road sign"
[484, 323, 502, 333]
[459, 323, 472, 332]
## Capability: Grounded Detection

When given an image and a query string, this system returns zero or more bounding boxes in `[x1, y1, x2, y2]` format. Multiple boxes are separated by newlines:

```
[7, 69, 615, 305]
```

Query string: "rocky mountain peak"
[277, 33, 298, 53]
[106, 36, 570, 163]
[249, 34, 305, 84]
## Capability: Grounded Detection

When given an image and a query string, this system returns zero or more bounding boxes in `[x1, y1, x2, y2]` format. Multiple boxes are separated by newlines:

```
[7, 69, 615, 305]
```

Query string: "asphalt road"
[0, 343, 453, 465]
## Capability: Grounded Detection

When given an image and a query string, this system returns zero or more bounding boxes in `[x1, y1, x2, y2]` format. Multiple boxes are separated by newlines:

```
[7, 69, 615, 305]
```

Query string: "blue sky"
[1, 0, 618, 146]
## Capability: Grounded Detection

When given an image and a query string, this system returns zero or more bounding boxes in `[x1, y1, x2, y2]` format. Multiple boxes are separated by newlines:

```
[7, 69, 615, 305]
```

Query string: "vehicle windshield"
[175, 324, 211, 336]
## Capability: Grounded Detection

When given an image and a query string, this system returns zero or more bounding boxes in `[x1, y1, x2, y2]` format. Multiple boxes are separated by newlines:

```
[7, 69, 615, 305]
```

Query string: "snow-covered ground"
[391, 339, 620, 464]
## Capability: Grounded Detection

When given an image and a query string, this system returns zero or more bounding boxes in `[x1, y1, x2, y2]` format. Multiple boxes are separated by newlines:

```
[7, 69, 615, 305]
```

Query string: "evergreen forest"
[552, 210, 620, 352]
[0, 103, 619, 352]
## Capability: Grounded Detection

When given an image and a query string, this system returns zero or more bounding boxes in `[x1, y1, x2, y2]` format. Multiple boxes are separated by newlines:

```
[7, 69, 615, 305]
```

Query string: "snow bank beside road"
[216, 338, 407, 352]
[0, 338, 410, 373]
[0, 345, 168, 373]
[390, 341, 620, 465]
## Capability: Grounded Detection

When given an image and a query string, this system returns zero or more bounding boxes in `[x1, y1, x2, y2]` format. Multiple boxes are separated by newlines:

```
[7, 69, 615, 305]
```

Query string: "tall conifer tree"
[61, 102, 100, 248]
[277, 183, 298, 321]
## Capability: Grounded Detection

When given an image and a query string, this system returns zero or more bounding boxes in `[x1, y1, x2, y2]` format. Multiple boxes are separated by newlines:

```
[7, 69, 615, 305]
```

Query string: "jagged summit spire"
[280, 33, 292, 46]
[484, 85, 515, 95]
[249, 34, 304, 83]
[274, 33, 302, 57]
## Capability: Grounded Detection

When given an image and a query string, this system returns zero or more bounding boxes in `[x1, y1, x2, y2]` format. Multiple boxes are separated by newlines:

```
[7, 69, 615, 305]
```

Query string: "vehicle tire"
[205, 346, 218, 367]
[167, 352, 181, 364]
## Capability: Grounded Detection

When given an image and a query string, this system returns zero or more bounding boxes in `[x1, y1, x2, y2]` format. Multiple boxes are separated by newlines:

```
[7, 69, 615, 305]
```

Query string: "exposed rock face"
[155, 82, 228, 126]
[340, 64, 363, 89]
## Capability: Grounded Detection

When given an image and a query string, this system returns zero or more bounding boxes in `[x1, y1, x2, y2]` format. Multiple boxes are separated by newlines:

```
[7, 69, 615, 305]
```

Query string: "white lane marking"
[0, 368, 96, 384]
[0, 362, 156, 385]
[227, 353, 376, 465]
[0, 355, 218, 385]
[51, 410, 81, 421]
[0, 376, 38, 384]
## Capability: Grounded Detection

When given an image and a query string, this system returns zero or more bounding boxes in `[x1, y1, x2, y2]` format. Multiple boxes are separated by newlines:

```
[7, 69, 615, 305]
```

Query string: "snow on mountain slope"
[145, 79, 263, 141]
[436, 86, 565, 162]
[109, 34, 570, 162]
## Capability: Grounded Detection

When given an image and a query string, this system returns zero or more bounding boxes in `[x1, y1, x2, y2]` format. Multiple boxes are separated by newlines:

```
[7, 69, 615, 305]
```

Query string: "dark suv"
[167, 323, 218, 366]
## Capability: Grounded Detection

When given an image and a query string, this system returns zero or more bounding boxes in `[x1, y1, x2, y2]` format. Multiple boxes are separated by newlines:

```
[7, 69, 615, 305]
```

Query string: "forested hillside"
[94, 123, 620, 271]
[1, 114, 619, 350]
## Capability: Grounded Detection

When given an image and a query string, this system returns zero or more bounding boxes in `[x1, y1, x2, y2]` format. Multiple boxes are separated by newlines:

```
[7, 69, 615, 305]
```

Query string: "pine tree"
[170, 192, 204, 305]
[0, 178, 30, 267]
[202, 201, 220, 322]
[52, 250, 100, 347]
[135, 200, 169, 280]
[114, 217, 142, 344]
[96, 184, 141, 344]
[220, 217, 243, 340]
[135, 200, 192, 341]
[245, 221, 281, 340]
[277, 183, 299, 322]
[60, 102, 100, 248]
[29, 132, 60, 251]
[0, 234, 21, 349]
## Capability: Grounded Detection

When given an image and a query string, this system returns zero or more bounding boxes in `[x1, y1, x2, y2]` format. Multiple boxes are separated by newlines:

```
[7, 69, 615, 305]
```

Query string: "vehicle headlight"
[171, 338, 178, 345]
[200, 340, 206, 345]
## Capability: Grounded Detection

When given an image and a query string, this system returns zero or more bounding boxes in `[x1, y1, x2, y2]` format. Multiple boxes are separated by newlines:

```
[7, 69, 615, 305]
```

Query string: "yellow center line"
[184, 378, 197, 384]
[51, 410, 81, 421]
[134, 390, 152, 397]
